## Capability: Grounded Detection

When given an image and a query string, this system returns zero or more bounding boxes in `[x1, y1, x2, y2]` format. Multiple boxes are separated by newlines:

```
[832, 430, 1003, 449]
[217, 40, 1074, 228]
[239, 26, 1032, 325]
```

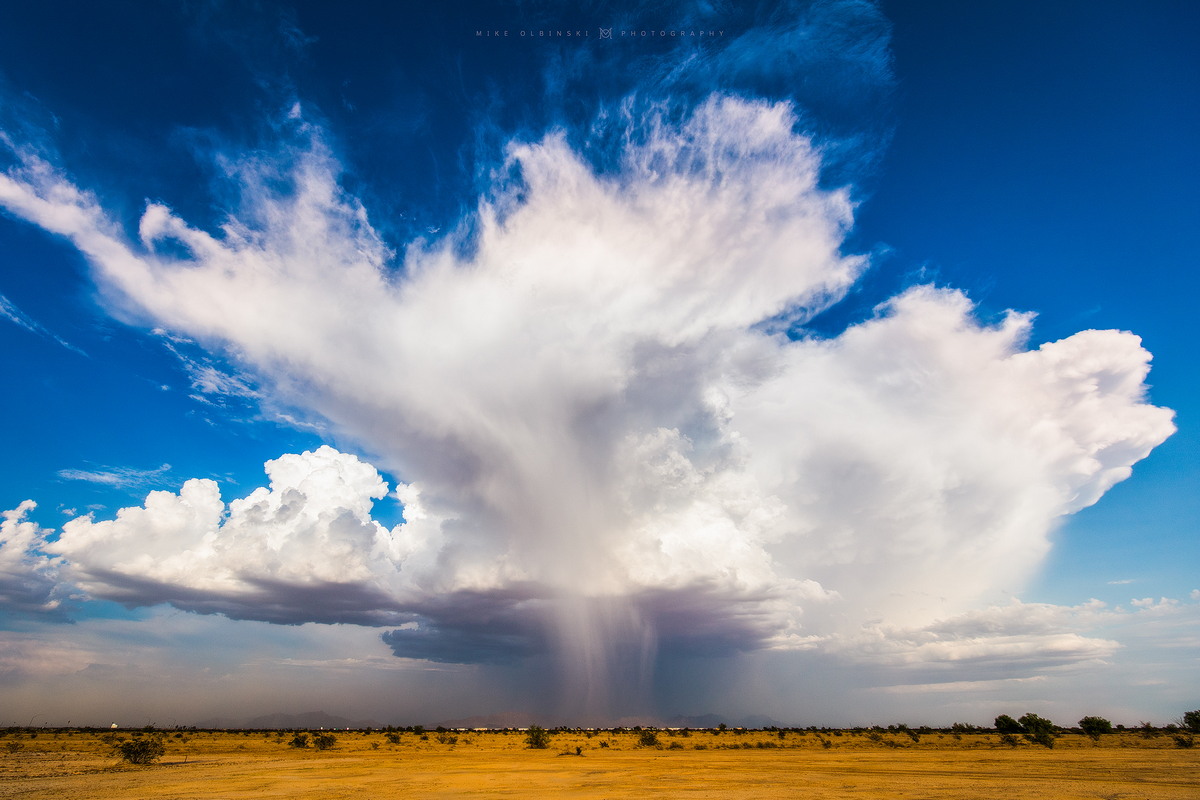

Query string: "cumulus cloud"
[0, 501, 67, 617]
[52, 447, 417, 626]
[0, 83, 1175, 714]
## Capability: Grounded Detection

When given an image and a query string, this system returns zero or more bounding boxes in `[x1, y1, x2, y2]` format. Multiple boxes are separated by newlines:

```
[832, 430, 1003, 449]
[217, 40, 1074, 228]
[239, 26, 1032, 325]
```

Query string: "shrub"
[998, 733, 1020, 747]
[289, 733, 309, 749]
[638, 730, 659, 747]
[385, 733, 401, 744]
[525, 725, 551, 749]
[1172, 733, 1195, 749]
[1079, 716, 1113, 740]
[312, 733, 337, 751]
[435, 732, 458, 745]
[115, 736, 166, 764]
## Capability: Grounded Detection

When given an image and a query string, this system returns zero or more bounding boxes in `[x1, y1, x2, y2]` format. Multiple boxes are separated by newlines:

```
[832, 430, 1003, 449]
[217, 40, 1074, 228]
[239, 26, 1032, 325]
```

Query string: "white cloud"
[833, 596, 1199, 682]
[0, 501, 66, 617]
[52, 447, 424, 625]
[0, 94, 1176, 710]
[57, 463, 172, 490]
[0, 292, 83, 353]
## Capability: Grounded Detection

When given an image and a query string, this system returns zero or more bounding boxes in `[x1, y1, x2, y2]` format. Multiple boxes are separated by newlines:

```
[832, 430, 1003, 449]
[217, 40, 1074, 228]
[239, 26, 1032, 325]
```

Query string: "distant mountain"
[668, 713, 726, 729]
[195, 710, 381, 729]
[193, 708, 785, 730]
[435, 710, 546, 729]
[668, 713, 785, 729]
[740, 714, 784, 729]
[435, 711, 785, 730]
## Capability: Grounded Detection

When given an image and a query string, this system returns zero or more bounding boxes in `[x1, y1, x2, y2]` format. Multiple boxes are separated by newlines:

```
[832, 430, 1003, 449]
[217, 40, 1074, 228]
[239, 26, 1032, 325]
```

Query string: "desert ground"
[2, 727, 1197, 799]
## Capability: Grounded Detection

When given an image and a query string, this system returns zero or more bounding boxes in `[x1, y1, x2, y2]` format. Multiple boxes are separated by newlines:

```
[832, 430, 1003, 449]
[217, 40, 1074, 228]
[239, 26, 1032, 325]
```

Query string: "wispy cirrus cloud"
[0, 292, 84, 354]
[57, 463, 172, 491]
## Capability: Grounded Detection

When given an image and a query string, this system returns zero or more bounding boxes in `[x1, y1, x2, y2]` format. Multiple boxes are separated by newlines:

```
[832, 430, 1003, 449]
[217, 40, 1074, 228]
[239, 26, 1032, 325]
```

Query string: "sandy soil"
[2, 729, 1196, 799]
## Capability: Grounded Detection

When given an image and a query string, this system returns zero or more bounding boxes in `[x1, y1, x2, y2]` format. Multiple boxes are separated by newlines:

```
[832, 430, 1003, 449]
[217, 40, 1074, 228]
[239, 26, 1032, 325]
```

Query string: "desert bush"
[435, 732, 458, 745]
[312, 733, 337, 750]
[1173, 732, 1195, 749]
[5, 741, 24, 754]
[1079, 716, 1112, 739]
[385, 732, 401, 744]
[668, 741, 684, 749]
[525, 725, 551, 749]
[289, 733, 309, 748]
[115, 735, 166, 764]
[637, 730, 659, 747]
[998, 733, 1020, 747]
[1138, 721, 1158, 738]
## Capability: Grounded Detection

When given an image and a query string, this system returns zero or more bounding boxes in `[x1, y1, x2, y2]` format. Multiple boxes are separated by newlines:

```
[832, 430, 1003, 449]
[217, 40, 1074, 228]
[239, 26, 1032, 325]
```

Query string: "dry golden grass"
[2, 728, 1196, 799]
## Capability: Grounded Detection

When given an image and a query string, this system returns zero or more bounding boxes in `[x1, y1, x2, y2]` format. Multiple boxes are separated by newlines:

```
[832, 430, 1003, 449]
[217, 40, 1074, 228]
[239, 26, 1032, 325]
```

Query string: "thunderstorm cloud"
[0, 0, 1178, 718]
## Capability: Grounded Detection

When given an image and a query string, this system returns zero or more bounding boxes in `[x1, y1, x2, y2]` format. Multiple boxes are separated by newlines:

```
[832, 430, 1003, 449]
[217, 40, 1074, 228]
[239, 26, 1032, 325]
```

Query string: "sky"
[0, 0, 1196, 728]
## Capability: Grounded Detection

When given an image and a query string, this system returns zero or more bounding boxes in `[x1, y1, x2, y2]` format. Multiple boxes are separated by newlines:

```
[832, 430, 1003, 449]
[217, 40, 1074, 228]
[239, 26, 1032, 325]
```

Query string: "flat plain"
[2, 728, 1196, 799]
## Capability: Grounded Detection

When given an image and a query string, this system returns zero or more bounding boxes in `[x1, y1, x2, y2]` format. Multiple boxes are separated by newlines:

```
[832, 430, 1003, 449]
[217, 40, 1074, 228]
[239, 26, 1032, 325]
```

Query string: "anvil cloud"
[0, 90, 1174, 715]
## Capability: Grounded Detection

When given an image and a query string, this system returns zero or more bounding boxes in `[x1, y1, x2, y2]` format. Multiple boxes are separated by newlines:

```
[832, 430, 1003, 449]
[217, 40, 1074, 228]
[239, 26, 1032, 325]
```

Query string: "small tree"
[525, 725, 551, 749]
[1018, 713, 1056, 749]
[1181, 710, 1200, 734]
[1079, 716, 1112, 740]
[115, 735, 166, 764]
[994, 715, 1023, 734]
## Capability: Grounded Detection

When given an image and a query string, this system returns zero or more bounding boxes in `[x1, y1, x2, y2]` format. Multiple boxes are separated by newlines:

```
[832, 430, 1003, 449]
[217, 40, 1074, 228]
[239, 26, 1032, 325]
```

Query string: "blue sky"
[0, 0, 1196, 727]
